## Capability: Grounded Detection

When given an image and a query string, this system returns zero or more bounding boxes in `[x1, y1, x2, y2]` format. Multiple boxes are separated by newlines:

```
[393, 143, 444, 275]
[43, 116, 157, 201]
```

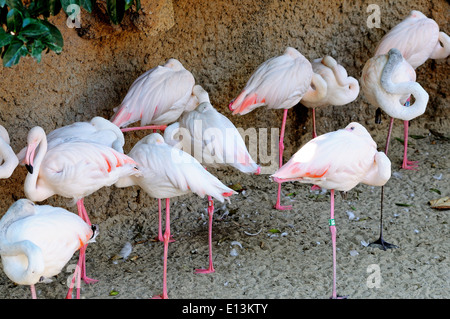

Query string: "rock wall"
[0, 0, 448, 219]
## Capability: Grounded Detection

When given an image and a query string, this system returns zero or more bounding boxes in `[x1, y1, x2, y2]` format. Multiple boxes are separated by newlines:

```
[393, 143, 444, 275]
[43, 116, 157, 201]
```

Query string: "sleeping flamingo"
[229, 47, 327, 210]
[271, 122, 391, 299]
[115, 133, 235, 299]
[22, 126, 140, 287]
[164, 84, 260, 273]
[361, 48, 429, 249]
[372, 10, 449, 170]
[110, 58, 197, 130]
[0, 125, 19, 179]
[0, 199, 98, 299]
[301, 56, 360, 138]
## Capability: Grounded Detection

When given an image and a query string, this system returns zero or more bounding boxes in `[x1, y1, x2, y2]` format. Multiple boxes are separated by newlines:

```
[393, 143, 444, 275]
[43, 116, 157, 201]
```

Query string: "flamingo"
[301, 56, 360, 138]
[16, 116, 126, 164]
[0, 199, 98, 299]
[372, 10, 449, 170]
[110, 58, 197, 130]
[361, 48, 429, 249]
[271, 122, 391, 299]
[22, 126, 140, 287]
[164, 84, 260, 273]
[229, 47, 327, 210]
[0, 125, 19, 179]
[115, 133, 235, 299]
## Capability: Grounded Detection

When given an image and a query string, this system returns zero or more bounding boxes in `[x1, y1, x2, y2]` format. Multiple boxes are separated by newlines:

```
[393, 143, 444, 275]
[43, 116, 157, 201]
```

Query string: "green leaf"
[395, 137, 411, 146]
[7, 8, 23, 33]
[80, 0, 95, 13]
[40, 20, 63, 53]
[30, 39, 45, 62]
[0, 28, 13, 47]
[429, 188, 441, 195]
[49, 0, 62, 16]
[20, 18, 50, 38]
[124, 0, 133, 11]
[107, 0, 125, 25]
[109, 290, 119, 296]
[410, 135, 426, 140]
[268, 229, 280, 234]
[135, 0, 140, 11]
[2, 39, 28, 67]
[61, 0, 80, 14]
[5, 0, 24, 10]
[0, 0, 6, 8]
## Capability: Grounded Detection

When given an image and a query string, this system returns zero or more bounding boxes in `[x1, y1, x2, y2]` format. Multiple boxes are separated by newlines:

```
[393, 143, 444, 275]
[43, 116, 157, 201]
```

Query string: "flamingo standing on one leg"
[110, 58, 197, 130]
[115, 133, 235, 299]
[271, 122, 391, 299]
[301, 56, 360, 138]
[361, 48, 429, 249]
[22, 126, 141, 295]
[372, 10, 450, 170]
[164, 84, 260, 273]
[229, 47, 327, 210]
[0, 199, 98, 299]
[0, 125, 19, 178]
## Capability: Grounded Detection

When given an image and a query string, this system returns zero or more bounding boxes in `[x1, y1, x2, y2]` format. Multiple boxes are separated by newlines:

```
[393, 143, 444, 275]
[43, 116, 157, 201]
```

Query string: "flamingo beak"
[24, 142, 37, 174]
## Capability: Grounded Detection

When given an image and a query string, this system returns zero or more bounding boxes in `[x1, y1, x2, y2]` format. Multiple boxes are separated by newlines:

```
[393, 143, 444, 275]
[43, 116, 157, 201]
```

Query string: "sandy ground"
[0, 123, 448, 301]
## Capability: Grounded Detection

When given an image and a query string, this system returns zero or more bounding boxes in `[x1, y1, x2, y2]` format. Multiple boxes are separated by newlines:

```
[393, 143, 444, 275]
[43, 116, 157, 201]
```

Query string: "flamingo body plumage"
[272, 122, 391, 298]
[0, 125, 19, 179]
[111, 59, 197, 128]
[0, 199, 98, 299]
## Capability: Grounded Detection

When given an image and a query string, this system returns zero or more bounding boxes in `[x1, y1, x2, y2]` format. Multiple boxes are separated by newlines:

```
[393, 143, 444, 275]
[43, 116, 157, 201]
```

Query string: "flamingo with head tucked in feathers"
[164, 84, 260, 274]
[229, 47, 327, 210]
[110, 58, 197, 130]
[271, 122, 391, 299]
[301, 56, 360, 138]
[0, 199, 98, 299]
[115, 133, 235, 299]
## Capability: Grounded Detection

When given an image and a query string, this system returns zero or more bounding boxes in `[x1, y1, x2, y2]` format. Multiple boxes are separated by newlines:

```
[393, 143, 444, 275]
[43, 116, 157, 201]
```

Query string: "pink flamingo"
[301, 56, 360, 138]
[0, 125, 19, 179]
[229, 47, 327, 210]
[110, 58, 197, 129]
[115, 133, 235, 299]
[164, 84, 260, 273]
[271, 122, 391, 299]
[0, 199, 98, 299]
[22, 126, 140, 294]
[361, 48, 429, 250]
[372, 10, 449, 170]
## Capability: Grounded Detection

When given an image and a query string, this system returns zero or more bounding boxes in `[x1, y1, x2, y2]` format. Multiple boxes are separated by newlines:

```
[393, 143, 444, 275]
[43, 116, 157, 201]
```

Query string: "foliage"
[0, 0, 141, 67]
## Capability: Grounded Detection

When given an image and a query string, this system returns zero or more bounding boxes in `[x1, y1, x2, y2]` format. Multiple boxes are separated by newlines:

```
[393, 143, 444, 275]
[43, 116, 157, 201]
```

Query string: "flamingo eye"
[351, 126, 355, 130]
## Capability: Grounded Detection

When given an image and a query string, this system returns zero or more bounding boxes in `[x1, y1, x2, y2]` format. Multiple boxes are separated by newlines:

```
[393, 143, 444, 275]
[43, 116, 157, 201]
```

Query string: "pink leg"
[401, 120, 418, 170]
[30, 284, 37, 299]
[312, 108, 317, 139]
[120, 125, 167, 133]
[329, 189, 346, 299]
[153, 198, 171, 299]
[274, 109, 292, 210]
[75, 199, 98, 285]
[384, 117, 394, 155]
[155, 199, 174, 243]
[195, 196, 215, 274]
[66, 247, 83, 299]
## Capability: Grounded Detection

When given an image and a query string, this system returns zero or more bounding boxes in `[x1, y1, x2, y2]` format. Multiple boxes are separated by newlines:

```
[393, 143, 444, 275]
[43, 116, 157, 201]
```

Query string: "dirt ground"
[0, 122, 448, 300]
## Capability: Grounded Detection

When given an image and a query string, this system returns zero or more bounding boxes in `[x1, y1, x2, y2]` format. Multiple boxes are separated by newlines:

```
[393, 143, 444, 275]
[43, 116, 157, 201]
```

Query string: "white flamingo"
[0, 125, 19, 179]
[115, 133, 235, 299]
[271, 122, 391, 299]
[301, 56, 360, 138]
[0, 199, 98, 299]
[229, 47, 327, 210]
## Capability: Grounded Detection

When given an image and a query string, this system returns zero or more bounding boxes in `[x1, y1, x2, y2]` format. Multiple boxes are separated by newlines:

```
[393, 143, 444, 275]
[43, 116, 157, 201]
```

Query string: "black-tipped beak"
[375, 108, 382, 124]
[25, 164, 33, 174]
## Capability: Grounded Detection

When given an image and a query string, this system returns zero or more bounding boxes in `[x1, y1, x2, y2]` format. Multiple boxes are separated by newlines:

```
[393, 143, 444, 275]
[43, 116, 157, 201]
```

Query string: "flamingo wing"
[230, 48, 312, 115]
[111, 64, 195, 127]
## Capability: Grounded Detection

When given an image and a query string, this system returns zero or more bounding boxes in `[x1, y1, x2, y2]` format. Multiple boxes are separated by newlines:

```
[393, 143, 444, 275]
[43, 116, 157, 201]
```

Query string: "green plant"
[0, 0, 141, 67]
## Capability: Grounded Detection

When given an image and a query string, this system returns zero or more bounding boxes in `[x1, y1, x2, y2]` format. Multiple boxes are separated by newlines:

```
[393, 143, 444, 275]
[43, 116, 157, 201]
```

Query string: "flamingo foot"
[369, 236, 398, 251]
[151, 293, 168, 299]
[154, 235, 175, 243]
[194, 265, 215, 274]
[273, 203, 293, 210]
[401, 160, 419, 170]
[330, 295, 348, 299]
[82, 276, 99, 285]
